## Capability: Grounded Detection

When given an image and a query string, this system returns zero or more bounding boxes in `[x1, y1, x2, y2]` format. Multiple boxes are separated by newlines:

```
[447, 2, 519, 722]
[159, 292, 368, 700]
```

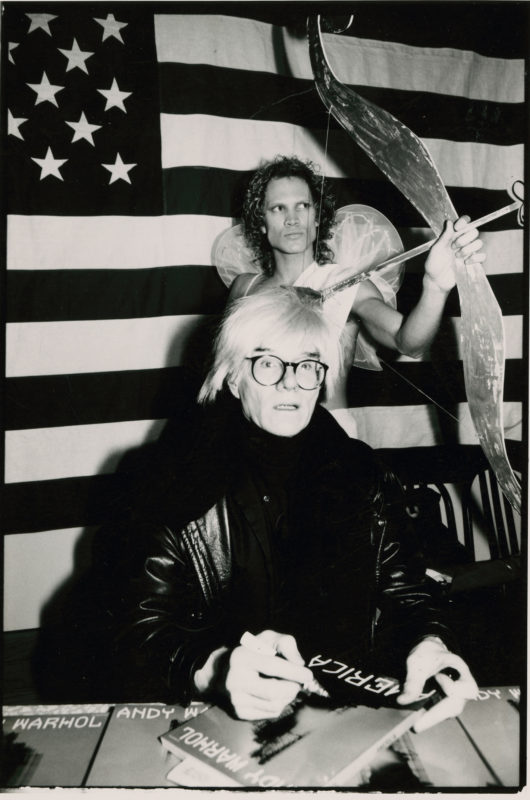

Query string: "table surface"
[2, 687, 522, 790]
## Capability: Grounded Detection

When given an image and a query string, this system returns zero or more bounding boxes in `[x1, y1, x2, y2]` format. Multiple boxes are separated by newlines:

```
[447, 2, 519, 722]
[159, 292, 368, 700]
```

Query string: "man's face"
[261, 177, 318, 261]
[229, 342, 322, 437]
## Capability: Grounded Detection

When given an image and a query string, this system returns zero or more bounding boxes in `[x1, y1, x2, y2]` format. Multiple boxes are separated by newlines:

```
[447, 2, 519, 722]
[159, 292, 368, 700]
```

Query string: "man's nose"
[278, 364, 298, 390]
[285, 209, 299, 226]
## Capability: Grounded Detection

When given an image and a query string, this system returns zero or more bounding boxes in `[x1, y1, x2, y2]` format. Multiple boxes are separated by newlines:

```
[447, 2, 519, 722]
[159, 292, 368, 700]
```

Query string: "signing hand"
[424, 215, 486, 293]
[397, 636, 479, 733]
[224, 630, 314, 721]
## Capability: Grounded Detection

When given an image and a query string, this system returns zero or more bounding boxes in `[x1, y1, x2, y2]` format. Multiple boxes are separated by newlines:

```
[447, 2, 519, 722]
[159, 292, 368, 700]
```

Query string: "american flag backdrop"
[2, 3, 526, 631]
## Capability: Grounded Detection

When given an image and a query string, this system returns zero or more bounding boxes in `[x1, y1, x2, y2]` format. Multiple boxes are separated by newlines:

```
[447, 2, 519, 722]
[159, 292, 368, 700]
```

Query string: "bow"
[307, 15, 521, 513]
[320, 187, 523, 300]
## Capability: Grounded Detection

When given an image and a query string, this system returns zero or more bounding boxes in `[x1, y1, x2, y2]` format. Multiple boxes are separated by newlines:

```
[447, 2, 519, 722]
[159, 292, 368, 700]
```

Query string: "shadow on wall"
[31, 309, 225, 703]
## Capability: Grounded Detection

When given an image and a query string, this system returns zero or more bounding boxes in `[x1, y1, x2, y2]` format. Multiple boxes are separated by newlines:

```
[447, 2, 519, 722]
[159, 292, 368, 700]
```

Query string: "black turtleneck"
[242, 416, 306, 512]
[223, 414, 378, 661]
[224, 419, 313, 637]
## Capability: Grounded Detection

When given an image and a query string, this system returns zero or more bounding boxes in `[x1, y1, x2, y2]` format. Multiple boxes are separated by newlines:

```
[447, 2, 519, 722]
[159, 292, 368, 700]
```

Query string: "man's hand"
[224, 630, 314, 721]
[397, 637, 479, 733]
[424, 215, 486, 293]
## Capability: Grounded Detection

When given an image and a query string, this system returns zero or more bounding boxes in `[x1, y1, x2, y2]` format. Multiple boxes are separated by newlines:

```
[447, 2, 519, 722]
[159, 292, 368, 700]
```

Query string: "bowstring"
[378, 357, 460, 423]
[318, 105, 460, 425]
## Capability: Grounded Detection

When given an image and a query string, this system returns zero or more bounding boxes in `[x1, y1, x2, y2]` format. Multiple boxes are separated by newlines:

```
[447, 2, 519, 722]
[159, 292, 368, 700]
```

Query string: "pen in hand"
[240, 631, 330, 698]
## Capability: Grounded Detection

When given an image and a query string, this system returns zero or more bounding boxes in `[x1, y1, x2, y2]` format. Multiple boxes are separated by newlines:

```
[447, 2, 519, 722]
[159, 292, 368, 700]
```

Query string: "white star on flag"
[27, 72, 64, 106]
[8, 42, 19, 64]
[31, 147, 68, 180]
[8, 110, 28, 140]
[94, 13, 128, 43]
[102, 153, 137, 184]
[58, 38, 94, 73]
[26, 13, 57, 35]
[65, 112, 102, 145]
[97, 78, 132, 112]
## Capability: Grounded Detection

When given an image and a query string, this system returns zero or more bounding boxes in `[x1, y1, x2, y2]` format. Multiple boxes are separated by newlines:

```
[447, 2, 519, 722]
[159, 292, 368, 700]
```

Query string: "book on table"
[2, 705, 111, 787]
[405, 685, 521, 789]
[159, 652, 441, 788]
[161, 699, 437, 788]
[85, 700, 209, 787]
[1, 684, 519, 788]
[159, 651, 522, 789]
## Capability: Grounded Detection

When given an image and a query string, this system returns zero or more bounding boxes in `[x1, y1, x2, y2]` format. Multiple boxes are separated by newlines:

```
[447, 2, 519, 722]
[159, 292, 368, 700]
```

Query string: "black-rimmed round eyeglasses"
[246, 355, 328, 390]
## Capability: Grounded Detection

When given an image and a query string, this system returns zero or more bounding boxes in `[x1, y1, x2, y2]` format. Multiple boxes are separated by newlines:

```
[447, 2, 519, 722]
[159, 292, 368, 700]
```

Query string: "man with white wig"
[102, 286, 477, 731]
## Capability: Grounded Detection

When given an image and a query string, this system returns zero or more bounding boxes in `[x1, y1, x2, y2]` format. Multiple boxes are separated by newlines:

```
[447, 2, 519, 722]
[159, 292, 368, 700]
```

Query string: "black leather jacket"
[99, 398, 454, 705]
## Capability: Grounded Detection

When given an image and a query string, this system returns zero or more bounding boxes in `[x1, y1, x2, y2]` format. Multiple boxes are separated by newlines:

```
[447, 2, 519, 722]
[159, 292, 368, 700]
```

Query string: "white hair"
[198, 286, 344, 404]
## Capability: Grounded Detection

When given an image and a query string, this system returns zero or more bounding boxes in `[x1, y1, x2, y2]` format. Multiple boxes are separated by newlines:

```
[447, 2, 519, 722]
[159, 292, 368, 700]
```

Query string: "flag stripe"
[6, 266, 228, 322]
[404, 230, 523, 277]
[160, 114, 523, 190]
[4, 528, 86, 631]
[396, 274, 525, 317]
[352, 403, 522, 449]
[5, 270, 523, 324]
[161, 169, 517, 226]
[5, 315, 215, 377]
[8, 215, 523, 275]
[9, 166, 518, 220]
[346, 362, 524, 408]
[158, 63, 524, 147]
[4, 366, 198, 430]
[2, 474, 123, 535]
[166, 6, 528, 58]
[5, 420, 166, 484]
[4, 360, 524, 432]
[7, 214, 231, 269]
[154, 15, 524, 101]
[6, 315, 523, 378]
[330, 6, 528, 59]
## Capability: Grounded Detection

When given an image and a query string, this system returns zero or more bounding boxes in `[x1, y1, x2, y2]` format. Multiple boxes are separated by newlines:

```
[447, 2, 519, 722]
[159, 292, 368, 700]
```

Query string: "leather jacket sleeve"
[101, 518, 231, 706]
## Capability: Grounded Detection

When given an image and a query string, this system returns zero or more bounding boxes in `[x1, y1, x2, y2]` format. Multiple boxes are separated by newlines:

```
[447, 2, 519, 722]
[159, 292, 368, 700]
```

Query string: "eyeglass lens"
[251, 355, 326, 389]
